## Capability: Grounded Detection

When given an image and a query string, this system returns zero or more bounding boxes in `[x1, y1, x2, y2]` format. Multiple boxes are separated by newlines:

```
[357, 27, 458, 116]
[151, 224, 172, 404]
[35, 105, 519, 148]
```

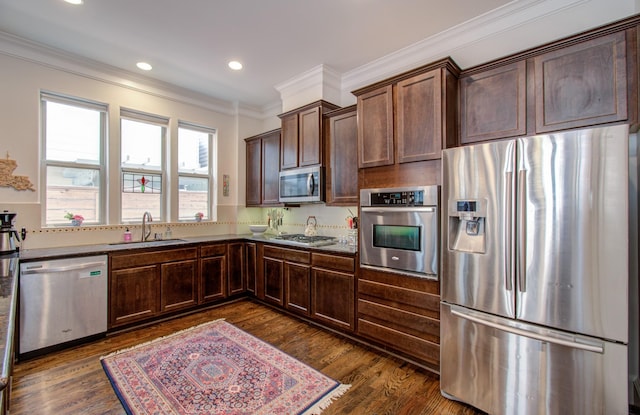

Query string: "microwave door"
[279, 167, 322, 202]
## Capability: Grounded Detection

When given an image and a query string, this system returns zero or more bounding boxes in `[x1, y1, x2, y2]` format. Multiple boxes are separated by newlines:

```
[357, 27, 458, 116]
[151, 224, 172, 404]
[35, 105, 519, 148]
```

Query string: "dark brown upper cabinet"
[459, 61, 527, 144]
[324, 105, 358, 205]
[534, 31, 628, 133]
[356, 85, 394, 168]
[354, 57, 460, 168]
[459, 24, 637, 144]
[245, 129, 281, 207]
[278, 100, 340, 170]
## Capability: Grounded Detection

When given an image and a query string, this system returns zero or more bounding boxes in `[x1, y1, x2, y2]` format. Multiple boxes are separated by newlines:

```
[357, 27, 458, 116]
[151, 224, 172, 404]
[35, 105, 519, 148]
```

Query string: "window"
[41, 93, 106, 226]
[120, 110, 168, 222]
[178, 122, 216, 221]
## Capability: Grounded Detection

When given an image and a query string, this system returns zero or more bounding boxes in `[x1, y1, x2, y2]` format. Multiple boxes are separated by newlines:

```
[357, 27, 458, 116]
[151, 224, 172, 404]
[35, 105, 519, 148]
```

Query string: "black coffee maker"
[0, 211, 20, 254]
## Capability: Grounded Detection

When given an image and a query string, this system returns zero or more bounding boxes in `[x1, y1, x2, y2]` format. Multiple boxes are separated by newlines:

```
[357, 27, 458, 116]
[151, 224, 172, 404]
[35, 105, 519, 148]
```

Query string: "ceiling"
[0, 0, 637, 111]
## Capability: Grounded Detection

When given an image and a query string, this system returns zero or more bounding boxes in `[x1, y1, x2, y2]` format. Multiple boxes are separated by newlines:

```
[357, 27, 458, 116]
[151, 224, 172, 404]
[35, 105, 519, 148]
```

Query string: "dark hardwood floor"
[10, 299, 483, 414]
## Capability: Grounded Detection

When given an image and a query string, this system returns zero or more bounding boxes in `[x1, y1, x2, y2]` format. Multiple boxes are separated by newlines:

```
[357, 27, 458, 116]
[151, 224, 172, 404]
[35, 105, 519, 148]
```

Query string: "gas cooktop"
[270, 234, 337, 247]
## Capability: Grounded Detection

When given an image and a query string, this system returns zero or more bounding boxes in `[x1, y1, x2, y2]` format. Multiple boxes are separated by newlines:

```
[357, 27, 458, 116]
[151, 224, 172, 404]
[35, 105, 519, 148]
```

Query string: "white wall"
[0, 52, 269, 249]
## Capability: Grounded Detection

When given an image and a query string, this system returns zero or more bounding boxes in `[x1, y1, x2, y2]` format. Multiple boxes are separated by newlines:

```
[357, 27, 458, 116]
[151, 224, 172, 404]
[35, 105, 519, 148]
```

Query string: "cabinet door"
[396, 69, 442, 163]
[161, 259, 197, 313]
[262, 131, 281, 205]
[200, 255, 226, 303]
[299, 106, 322, 166]
[326, 108, 358, 205]
[227, 242, 246, 296]
[535, 31, 627, 132]
[285, 262, 311, 316]
[245, 138, 262, 206]
[312, 268, 354, 331]
[281, 112, 299, 170]
[357, 85, 394, 168]
[245, 242, 257, 294]
[460, 61, 527, 143]
[263, 257, 284, 306]
[110, 265, 159, 327]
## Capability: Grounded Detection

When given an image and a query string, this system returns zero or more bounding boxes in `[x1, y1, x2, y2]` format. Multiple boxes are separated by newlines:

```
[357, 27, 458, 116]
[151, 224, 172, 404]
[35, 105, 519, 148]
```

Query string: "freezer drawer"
[19, 255, 108, 355]
[440, 303, 628, 415]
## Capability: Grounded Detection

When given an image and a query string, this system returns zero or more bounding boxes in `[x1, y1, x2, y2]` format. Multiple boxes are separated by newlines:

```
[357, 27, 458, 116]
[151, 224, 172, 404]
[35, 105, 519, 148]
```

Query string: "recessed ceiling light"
[228, 61, 243, 71]
[136, 62, 152, 71]
[64, 0, 84, 5]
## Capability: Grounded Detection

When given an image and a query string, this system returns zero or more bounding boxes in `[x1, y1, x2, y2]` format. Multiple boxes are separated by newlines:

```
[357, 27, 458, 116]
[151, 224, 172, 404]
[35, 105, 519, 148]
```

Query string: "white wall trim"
[341, 0, 596, 93]
[274, 64, 343, 111]
[0, 30, 258, 117]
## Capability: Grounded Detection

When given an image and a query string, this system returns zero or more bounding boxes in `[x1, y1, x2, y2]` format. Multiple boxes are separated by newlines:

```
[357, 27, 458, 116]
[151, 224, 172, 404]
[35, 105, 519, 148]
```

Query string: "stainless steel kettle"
[0, 211, 20, 254]
[0, 229, 20, 254]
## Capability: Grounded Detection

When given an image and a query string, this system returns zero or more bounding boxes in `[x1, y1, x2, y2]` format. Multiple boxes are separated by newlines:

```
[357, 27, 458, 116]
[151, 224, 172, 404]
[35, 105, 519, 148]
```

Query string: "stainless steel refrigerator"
[440, 124, 636, 415]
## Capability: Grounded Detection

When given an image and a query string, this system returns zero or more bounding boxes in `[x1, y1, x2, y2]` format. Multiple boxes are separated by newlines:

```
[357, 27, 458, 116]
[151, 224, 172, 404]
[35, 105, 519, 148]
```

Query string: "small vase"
[71, 219, 83, 226]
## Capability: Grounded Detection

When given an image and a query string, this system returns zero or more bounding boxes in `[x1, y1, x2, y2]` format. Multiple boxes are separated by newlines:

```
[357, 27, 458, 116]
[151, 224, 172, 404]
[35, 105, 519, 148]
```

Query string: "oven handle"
[361, 206, 436, 213]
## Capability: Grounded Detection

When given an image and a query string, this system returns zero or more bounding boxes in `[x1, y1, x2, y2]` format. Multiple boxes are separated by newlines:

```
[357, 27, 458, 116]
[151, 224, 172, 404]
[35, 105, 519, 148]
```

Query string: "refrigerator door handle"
[517, 169, 527, 292]
[450, 307, 604, 353]
[505, 171, 513, 291]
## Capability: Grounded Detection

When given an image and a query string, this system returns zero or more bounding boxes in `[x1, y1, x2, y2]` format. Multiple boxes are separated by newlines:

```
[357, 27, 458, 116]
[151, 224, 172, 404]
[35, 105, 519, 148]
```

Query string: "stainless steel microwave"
[279, 166, 324, 203]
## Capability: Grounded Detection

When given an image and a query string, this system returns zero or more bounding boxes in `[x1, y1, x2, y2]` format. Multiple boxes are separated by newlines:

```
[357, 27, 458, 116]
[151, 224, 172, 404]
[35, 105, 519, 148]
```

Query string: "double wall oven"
[359, 185, 440, 280]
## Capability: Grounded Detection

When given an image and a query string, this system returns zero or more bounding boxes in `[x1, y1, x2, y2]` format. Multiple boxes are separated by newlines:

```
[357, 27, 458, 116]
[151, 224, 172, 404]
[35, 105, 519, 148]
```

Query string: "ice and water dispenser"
[448, 199, 487, 254]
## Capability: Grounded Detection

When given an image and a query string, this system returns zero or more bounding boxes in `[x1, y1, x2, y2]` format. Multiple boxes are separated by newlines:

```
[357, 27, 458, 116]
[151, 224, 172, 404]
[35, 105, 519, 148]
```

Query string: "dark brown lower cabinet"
[263, 256, 284, 306]
[262, 245, 311, 308]
[357, 267, 440, 371]
[200, 244, 227, 303]
[161, 259, 197, 313]
[109, 247, 198, 328]
[110, 265, 159, 327]
[245, 242, 257, 294]
[285, 262, 311, 316]
[256, 245, 356, 332]
[227, 242, 246, 296]
[311, 253, 355, 332]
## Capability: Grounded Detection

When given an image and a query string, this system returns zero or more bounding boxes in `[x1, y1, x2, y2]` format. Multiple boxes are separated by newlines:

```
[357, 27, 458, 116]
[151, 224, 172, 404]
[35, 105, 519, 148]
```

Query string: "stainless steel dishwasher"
[19, 255, 108, 356]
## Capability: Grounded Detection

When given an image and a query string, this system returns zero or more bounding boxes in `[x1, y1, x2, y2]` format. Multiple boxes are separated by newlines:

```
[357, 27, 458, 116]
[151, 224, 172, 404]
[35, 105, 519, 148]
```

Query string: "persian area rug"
[101, 319, 350, 415]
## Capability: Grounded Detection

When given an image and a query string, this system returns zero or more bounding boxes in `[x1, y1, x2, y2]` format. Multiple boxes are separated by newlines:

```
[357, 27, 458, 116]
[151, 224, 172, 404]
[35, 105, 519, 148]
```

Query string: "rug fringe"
[301, 384, 351, 415]
[100, 318, 226, 360]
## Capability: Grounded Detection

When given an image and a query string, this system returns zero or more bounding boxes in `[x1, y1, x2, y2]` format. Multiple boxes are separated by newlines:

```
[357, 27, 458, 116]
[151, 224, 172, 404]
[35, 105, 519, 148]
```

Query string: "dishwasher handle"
[21, 261, 106, 275]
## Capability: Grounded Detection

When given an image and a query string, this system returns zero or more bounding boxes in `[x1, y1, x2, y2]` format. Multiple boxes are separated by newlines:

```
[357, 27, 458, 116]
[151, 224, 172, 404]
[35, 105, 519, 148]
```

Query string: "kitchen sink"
[108, 238, 186, 248]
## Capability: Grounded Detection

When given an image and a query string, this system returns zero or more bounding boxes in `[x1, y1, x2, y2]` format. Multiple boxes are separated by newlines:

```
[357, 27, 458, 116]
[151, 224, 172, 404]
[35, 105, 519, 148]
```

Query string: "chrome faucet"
[142, 211, 152, 241]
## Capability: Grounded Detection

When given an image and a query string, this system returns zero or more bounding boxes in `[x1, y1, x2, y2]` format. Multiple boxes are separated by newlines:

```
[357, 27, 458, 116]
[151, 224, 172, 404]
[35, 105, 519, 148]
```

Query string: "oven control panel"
[370, 190, 424, 206]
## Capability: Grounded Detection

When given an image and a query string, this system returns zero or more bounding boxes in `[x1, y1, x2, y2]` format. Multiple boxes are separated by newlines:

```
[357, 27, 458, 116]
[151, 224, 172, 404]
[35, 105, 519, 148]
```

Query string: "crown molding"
[274, 64, 342, 111]
[341, 0, 597, 93]
[0, 30, 242, 117]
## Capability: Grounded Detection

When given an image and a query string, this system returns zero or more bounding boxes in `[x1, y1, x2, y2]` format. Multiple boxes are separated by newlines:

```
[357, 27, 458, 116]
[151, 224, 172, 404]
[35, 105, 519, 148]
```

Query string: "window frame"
[119, 108, 169, 223]
[177, 121, 217, 222]
[40, 92, 108, 227]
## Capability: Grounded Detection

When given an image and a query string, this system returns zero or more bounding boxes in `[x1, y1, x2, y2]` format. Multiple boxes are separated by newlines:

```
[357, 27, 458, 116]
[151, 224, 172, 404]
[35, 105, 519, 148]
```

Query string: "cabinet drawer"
[263, 245, 310, 264]
[111, 247, 198, 270]
[358, 279, 439, 319]
[357, 318, 439, 368]
[200, 244, 227, 257]
[358, 299, 439, 343]
[311, 253, 354, 273]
